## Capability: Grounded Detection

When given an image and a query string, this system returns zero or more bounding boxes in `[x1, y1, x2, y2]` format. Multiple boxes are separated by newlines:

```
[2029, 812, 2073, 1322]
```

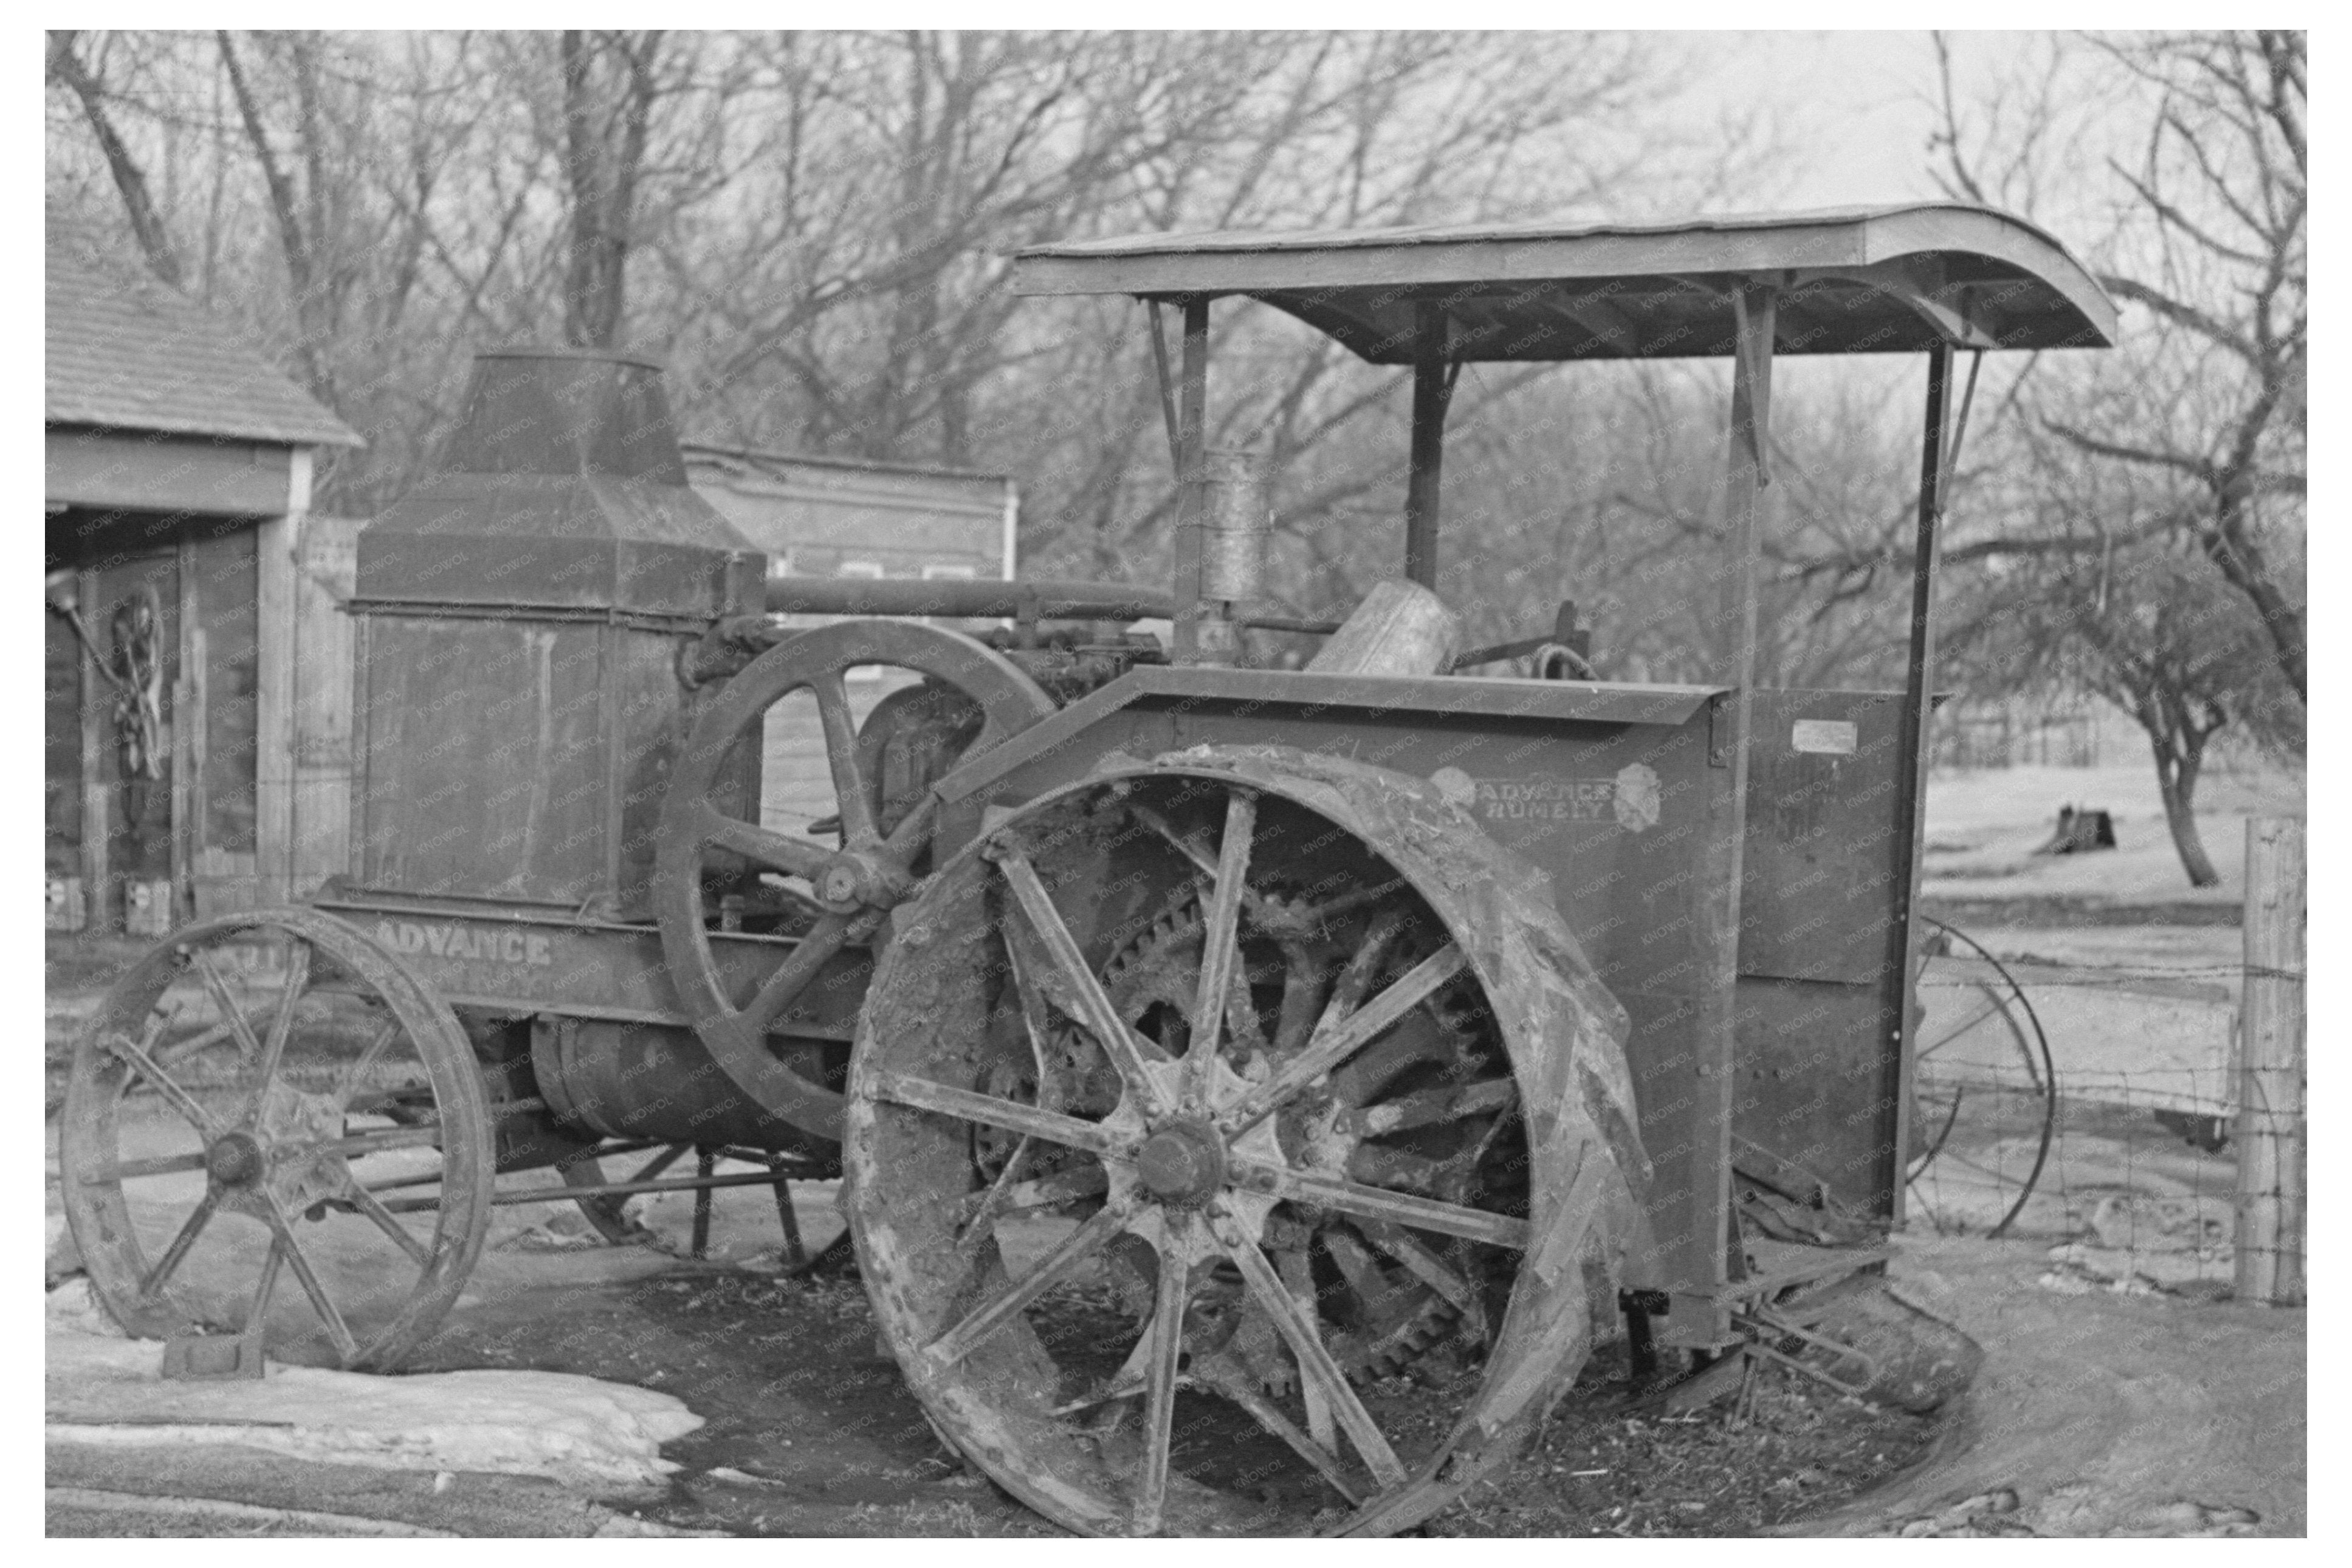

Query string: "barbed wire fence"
[1908, 818, 2305, 1307]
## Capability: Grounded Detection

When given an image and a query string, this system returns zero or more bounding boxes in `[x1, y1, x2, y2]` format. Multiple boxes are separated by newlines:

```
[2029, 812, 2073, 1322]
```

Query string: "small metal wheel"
[845, 749, 1646, 1536]
[59, 909, 493, 1370]
[1905, 916, 2058, 1237]
[655, 620, 1055, 1138]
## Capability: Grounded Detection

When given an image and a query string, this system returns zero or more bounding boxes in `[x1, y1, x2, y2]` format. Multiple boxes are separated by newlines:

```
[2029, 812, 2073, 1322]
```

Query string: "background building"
[46, 230, 362, 933]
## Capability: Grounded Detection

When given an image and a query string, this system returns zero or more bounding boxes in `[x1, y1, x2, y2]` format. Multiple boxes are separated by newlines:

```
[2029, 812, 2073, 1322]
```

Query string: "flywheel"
[843, 744, 1649, 1536]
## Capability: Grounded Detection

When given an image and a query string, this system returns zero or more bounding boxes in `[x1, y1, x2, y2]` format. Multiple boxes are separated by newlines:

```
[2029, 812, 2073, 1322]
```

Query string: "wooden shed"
[683, 443, 1016, 584]
[46, 230, 363, 934]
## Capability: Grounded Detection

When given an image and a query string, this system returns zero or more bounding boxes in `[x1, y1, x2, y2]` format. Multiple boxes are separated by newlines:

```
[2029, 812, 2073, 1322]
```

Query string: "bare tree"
[1930, 30, 2306, 704]
[47, 31, 183, 286]
[1948, 481, 2297, 885]
[44, 28, 1767, 555]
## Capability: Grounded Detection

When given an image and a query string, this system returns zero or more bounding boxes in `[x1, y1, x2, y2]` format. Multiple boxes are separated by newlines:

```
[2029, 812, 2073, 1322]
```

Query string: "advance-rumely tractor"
[61, 204, 2112, 1536]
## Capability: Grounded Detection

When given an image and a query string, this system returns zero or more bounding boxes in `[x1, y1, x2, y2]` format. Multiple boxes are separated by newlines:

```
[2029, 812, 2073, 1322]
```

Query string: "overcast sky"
[1674, 30, 2007, 208]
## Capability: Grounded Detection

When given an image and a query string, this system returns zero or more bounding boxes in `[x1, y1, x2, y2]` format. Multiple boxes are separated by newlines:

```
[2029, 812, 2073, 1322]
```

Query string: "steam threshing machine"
[61, 202, 2114, 1535]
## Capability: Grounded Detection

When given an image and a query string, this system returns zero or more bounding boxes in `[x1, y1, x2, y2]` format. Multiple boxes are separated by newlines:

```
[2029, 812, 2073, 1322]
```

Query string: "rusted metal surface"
[845, 744, 1648, 1535]
[1010, 203, 2117, 359]
[349, 350, 765, 923]
[314, 895, 870, 1041]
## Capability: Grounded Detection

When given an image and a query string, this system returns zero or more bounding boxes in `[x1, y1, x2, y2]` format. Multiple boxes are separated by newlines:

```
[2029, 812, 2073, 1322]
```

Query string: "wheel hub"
[814, 848, 910, 912]
[205, 1131, 266, 1189]
[1136, 1119, 1226, 1207]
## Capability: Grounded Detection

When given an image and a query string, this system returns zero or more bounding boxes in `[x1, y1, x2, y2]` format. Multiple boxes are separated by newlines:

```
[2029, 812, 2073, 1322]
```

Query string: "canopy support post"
[1404, 301, 1450, 588]
[1887, 340, 1956, 1223]
[1668, 280, 1776, 1351]
[1172, 298, 1212, 663]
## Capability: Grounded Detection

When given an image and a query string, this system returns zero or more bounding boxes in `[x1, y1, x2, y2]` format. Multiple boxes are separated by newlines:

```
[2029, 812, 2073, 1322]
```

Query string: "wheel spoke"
[1185, 791, 1257, 1104]
[1218, 1219, 1408, 1488]
[1271, 949, 1329, 1057]
[954, 1164, 1109, 1227]
[261, 1195, 359, 1361]
[1918, 995, 2007, 1058]
[869, 1070, 1134, 1161]
[1293, 879, 1409, 929]
[996, 849, 1169, 1115]
[1189, 1357, 1364, 1507]
[919, 1196, 1137, 1371]
[1353, 1220, 1484, 1319]
[82, 1150, 210, 1185]
[315, 1124, 447, 1160]
[97, 1030, 222, 1139]
[138, 1189, 221, 1297]
[334, 1016, 405, 1109]
[249, 939, 312, 1109]
[729, 910, 876, 1036]
[695, 802, 833, 881]
[1343, 1076, 1516, 1136]
[813, 672, 878, 845]
[1278, 1244, 1335, 1449]
[1347, 1144, 1453, 1194]
[1132, 1216, 1194, 1536]
[1223, 942, 1465, 1134]
[157, 1017, 241, 1069]
[881, 789, 941, 858]
[1324, 911, 1405, 1026]
[190, 951, 264, 1063]
[954, 1135, 1037, 1253]
[346, 1182, 433, 1267]
[1234, 1156, 1529, 1249]
[244, 1233, 287, 1340]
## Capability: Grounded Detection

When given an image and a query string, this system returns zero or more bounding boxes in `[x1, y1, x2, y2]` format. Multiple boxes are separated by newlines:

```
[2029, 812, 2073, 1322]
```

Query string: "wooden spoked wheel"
[1905, 917, 2058, 1238]
[845, 754, 1645, 1536]
[656, 620, 1054, 1139]
[58, 909, 492, 1370]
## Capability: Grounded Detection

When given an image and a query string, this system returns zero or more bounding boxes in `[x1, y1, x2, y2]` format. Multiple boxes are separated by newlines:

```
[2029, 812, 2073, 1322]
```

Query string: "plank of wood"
[255, 512, 297, 903]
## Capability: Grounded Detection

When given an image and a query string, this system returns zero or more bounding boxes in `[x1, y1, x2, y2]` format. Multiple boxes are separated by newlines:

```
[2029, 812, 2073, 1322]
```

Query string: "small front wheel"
[59, 909, 493, 1370]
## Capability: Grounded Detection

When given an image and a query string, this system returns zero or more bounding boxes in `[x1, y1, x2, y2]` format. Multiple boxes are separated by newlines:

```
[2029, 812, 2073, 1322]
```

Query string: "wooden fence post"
[2235, 815, 2305, 1306]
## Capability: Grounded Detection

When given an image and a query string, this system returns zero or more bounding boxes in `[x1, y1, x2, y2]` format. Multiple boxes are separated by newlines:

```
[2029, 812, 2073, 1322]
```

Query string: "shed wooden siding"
[684, 447, 1013, 580]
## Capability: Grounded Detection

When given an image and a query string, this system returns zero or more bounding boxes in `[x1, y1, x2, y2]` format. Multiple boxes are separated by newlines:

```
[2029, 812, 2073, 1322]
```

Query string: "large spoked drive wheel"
[1905, 916, 2058, 1238]
[845, 748, 1648, 1536]
[656, 621, 1054, 1138]
[59, 909, 493, 1370]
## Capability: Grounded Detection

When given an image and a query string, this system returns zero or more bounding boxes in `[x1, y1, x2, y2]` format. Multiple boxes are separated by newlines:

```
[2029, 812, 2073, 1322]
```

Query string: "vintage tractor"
[60, 203, 2113, 1536]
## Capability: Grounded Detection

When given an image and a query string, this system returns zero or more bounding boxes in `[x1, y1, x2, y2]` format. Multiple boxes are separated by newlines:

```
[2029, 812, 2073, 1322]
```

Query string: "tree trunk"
[2150, 737, 2221, 889]
[49, 32, 183, 287]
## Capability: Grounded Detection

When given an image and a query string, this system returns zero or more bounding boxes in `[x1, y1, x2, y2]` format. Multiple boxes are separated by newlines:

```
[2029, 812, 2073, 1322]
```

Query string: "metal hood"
[357, 348, 759, 619]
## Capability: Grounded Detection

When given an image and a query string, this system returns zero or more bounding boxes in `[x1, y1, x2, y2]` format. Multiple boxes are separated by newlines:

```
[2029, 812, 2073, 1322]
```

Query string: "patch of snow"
[46, 1329, 701, 1498]
[46, 1279, 123, 1338]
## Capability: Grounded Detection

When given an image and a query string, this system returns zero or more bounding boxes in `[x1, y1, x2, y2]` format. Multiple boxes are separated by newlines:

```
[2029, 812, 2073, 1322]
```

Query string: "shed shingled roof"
[45, 229, 362, 448]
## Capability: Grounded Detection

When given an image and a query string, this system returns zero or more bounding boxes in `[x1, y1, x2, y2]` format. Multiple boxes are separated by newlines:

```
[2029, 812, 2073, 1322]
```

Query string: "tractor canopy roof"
[1011, 202, 2115, 361]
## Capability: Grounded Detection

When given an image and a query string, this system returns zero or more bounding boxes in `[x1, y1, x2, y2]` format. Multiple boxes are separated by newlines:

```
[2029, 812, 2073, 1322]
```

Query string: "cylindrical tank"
[1197, 446, 1270, 603]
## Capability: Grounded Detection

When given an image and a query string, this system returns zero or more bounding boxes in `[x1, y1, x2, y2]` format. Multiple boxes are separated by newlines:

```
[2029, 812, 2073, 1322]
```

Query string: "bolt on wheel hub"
[1136, 1120, 1226, 1207]
[205, 1131, 267, 1189]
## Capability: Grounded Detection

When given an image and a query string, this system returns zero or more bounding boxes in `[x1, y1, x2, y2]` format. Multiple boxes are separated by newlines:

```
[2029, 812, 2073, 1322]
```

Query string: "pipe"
[760, 574, 1342, 636]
